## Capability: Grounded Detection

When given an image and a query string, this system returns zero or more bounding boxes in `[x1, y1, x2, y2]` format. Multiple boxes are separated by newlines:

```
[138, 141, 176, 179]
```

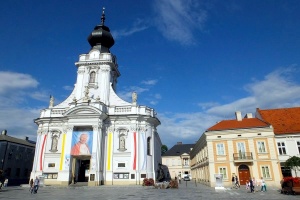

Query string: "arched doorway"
[238, 164, 250, 185]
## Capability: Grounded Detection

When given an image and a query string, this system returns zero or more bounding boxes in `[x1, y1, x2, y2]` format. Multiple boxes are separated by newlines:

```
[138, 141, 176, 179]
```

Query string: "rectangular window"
[141, 174, 146, 178]
[261, 166, 271, 178]
[118, 163, 125, 167]
[216, 143, 225, 155]
[42, 173, 58, 179]
[131, 174, 135, 179]
[48, 163, 55, 167]
[114, 173, 129, 179]
[183, 158, 189, 166]
[219, 167, 227, 179]
[297, 141, 300, 154]
[277, 142, 286, 155]
[257, 141, 266, 153]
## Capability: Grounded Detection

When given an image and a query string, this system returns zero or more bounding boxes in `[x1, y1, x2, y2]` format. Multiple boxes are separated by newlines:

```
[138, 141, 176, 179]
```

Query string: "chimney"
[244, 113, 253, 118]
[177, 142, 182, 145]
[1, 130, 7, 135]
[24, 136, 29, 141]
[235, 111, 242, 121]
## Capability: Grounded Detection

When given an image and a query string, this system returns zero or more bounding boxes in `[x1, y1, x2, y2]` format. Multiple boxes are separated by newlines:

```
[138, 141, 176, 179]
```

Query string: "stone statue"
[156, 163, 165, 182]
[132, 92, 137, 104]
[49, 95, 54, 107]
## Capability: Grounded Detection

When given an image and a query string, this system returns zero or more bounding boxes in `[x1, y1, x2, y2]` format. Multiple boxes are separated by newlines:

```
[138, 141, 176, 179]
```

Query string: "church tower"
[30, 9, 162, 186]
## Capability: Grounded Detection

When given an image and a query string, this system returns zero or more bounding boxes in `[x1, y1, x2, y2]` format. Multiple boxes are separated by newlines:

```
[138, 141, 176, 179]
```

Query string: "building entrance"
[72, 157, 90, 183]
[238, 164, 250, 185]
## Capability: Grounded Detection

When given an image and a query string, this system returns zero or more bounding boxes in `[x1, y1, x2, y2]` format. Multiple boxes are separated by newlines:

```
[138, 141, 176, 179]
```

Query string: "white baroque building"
[30, 10, 162, 186]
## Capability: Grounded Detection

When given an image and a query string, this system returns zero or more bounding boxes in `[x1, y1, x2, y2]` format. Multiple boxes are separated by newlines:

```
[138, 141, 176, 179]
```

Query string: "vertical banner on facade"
[70, 131, 93, 155]
[91, 153, 96, 170]
[106, 133, 112, 170]
[39, 134, 47, 170]
[64, 154, 70, 170]
[33, 135, 41, 171]
[133, 132, 137, 170]
[59, 133, 66, 170]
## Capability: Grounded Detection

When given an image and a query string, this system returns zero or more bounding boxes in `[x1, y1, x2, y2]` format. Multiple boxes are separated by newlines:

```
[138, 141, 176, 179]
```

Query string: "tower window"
[89, 72, 96, 83]
[147, 137, 151, 155]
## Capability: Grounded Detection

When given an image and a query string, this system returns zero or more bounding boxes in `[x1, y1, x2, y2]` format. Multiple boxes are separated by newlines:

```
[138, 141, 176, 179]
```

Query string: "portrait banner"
[70, 131, 93, 156]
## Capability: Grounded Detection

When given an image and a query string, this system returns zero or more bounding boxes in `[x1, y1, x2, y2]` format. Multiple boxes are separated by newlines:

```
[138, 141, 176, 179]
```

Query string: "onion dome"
[87, 8, 115, 52]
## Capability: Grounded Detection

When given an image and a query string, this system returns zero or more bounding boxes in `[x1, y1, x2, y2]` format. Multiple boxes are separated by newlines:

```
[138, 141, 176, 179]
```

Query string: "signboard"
[214, 174, 223, 188]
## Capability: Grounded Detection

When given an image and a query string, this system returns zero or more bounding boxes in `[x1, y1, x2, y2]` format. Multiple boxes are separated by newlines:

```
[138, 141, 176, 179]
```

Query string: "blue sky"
[1, 0, 300, 148]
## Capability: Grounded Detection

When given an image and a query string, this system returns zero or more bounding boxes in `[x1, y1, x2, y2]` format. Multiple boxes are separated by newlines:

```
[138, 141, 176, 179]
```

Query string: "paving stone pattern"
[0, 181, 298, 200]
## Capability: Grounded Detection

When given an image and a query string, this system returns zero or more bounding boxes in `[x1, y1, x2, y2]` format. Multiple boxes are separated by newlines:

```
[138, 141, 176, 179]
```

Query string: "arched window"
[147, 137, 151, 155]
[89, 72, 96, 83]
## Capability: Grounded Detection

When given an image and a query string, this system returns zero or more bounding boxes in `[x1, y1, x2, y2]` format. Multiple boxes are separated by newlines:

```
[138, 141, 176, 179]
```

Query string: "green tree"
[161, 145, 168, 155]
[285, 156, 300, 177]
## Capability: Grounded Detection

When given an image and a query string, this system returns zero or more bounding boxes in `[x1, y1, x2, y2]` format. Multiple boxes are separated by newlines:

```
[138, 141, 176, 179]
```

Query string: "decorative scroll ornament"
[139, 125, 148, 132]
[130, 125, 137, 132]
[67, 126, 74, 131]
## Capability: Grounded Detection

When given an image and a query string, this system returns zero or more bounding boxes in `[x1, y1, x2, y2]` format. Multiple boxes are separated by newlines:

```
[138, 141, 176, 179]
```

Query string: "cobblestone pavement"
[0, 181, 298, 200]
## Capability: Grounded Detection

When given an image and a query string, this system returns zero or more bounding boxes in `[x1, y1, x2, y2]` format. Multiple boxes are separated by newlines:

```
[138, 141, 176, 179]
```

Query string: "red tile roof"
[256, 107, 300, 135]
[207, 118, 270, 131]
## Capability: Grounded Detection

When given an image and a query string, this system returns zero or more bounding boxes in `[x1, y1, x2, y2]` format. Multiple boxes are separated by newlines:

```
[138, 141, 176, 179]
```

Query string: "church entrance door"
[78, 159, 90, 182]
[72, 156, 91, 183]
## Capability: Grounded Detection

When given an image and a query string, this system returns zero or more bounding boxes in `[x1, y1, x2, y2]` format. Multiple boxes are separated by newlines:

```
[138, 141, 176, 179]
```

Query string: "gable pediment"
[64, 105, 104, 117]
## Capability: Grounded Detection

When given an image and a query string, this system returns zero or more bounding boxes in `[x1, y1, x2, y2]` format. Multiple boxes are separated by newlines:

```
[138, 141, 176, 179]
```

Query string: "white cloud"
[0, 71, 43, 140]
[198, 101, 220, 110]
[0, 71, 38, 93]
[142, 79, 158, 86]
[157, 112, 221, 148]
[153, 0, 207, 45]
[0, 107, 39, 141]
[112, 18, 149, 40]
[117, 86, 149, 102]
[63, 85, 74, 91]
[159, 67, 300, 148]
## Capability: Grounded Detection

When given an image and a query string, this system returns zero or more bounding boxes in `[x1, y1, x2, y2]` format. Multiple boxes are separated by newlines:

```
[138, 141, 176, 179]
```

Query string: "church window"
[89, 71, 96, 83]
[147, 137, 151, 155]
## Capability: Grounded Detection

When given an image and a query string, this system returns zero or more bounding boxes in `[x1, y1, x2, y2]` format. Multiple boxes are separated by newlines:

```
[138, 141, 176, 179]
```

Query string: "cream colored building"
[162, 142, 194, 180]
[190, 112, 282, 187]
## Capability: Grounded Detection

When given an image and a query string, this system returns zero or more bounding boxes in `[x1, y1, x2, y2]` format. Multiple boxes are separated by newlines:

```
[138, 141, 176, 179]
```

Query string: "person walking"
[252, 177, 256, 193]
[249, 177, 254, 193]
[32, 176, 40, 194]
[29, 179, 34, 192]
[231, 175, 235, 189]
[260, 177, 267, 192]
[235, 175, 240, 188]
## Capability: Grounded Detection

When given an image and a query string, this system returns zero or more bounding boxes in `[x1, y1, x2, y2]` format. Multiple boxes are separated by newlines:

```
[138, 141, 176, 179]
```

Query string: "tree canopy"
[161, 145, 168, 155]
[285, 156, 300, 177]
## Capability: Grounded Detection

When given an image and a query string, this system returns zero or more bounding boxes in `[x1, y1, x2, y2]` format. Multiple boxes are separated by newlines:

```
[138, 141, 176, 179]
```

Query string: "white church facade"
[30, 10, 162, 186]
